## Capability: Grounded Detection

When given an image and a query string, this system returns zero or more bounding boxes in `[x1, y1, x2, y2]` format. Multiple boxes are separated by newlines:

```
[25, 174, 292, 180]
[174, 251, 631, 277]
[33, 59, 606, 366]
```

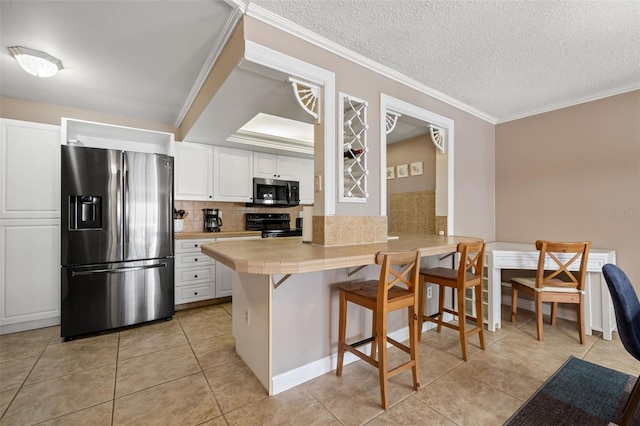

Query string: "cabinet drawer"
[175, 253, 213, 267]
[176, 266, 214, 286]
[176, 283, 213, 304]
[176, 239, 214, 253]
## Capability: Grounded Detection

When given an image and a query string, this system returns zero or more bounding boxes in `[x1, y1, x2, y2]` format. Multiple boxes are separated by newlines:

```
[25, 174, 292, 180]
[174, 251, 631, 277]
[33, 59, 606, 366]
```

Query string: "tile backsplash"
[312, 215, 388, 246]
[389, 190, 447, 235]
[174, 200, 304, 233]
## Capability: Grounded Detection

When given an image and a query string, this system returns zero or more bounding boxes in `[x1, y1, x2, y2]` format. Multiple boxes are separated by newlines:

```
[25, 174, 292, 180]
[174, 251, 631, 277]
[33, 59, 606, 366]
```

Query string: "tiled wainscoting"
[389, 190, 447, 235]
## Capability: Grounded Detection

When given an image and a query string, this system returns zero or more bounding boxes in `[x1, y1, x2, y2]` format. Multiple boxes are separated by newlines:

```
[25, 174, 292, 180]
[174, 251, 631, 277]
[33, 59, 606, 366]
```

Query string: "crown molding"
[244, 3, 498, 125]
[223, 0, 247, 12]
[226, 129, 314, 155]
[496, 84, 640, 124]
[174, 7, 244, 127]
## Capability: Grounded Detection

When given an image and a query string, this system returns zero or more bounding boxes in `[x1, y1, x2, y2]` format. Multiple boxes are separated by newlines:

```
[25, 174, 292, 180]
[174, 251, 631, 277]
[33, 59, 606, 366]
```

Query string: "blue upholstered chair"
[602, 264, 640, 426]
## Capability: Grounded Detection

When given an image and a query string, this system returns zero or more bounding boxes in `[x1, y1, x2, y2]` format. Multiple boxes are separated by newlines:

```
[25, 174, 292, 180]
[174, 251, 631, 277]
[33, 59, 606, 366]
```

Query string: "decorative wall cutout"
[385, 111, 401, 134]
[289, 77, 319, 121]
[341, 94, 369, 200]
[429, 125, 445, 153]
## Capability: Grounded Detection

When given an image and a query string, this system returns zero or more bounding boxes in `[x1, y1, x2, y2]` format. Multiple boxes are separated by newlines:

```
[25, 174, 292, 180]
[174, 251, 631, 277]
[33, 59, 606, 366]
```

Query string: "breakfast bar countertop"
[175, 230, 262, 240]
[200, 233, 482, 275]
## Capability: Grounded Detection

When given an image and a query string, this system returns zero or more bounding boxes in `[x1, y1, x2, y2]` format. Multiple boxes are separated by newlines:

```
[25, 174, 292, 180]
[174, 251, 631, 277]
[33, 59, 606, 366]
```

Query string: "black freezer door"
[61, 258, 175, 338]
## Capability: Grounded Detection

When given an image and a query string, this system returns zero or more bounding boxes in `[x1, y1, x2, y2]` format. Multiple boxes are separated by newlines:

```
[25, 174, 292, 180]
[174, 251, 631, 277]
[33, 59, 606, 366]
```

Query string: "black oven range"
[246, 213, 303, 238]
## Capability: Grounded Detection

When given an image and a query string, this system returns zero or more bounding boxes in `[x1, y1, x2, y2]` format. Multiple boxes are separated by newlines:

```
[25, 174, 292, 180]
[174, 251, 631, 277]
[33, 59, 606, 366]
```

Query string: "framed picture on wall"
[397, 164, 408, 178]
[410, 161, 424, 176]
[386, 166, 395, 179]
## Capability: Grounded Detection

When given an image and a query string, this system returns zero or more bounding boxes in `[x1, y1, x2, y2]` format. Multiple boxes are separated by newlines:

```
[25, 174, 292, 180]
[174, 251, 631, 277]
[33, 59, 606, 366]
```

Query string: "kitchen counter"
[174, 230, 261, 240]
[201, 233, 481, 274]
[199, 232, 482, 396]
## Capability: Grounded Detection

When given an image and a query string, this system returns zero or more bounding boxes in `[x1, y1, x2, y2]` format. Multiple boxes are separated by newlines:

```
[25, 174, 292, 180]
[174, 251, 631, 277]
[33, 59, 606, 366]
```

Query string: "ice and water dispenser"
[68, 195, 102, 229]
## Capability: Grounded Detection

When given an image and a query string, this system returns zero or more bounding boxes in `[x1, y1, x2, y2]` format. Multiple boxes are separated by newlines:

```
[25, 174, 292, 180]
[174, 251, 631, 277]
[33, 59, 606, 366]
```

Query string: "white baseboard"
[271, 315, 447, 395]
[1, 317, 60, 335]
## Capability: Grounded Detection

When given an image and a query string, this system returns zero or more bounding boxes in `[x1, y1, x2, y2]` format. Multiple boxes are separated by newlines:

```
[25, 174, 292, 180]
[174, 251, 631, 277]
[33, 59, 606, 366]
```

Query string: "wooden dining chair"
[510, 240, 591, 343]
[418, 241, 486, 361]
[336, 249, 421, 410]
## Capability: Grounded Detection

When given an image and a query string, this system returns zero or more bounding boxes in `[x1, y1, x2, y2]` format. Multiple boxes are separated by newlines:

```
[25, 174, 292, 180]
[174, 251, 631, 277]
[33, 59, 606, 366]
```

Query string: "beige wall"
[243, 17, 496, 240]
[2, 16, 496, 243]
[0, 96, 177, 135]
[495, 90, 640, 290]
[387, 134, 437, 193]
[386, 134, 436, 227]
[177, 19, 245, 141]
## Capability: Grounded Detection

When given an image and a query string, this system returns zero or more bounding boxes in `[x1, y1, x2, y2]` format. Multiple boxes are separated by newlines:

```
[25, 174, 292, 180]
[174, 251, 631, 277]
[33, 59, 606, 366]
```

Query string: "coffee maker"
[203, 208, 222, 232]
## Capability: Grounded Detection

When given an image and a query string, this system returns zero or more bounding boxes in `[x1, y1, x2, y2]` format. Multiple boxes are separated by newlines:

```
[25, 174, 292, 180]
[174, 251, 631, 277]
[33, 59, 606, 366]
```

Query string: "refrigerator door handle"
[116, 168, 123, 245]
[123, 152, 129, 244]
[71, 262, 168, 277]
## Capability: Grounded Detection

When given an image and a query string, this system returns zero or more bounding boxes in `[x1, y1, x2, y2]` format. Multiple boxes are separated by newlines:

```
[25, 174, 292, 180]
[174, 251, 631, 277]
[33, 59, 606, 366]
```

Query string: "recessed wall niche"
[340, 93, 369, 202]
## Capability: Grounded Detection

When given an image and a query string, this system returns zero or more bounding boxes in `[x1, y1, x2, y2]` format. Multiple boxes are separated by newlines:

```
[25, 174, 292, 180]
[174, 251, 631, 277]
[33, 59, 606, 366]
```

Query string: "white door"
[174, 142, 213, 200]
[1, 119, 60, 219]
[297, 158, 314, 204]
[213, 147, 253, 202]
[0, 219, 61, 330]
[275, 155, 298, 180]
[253, 152, 278, 179]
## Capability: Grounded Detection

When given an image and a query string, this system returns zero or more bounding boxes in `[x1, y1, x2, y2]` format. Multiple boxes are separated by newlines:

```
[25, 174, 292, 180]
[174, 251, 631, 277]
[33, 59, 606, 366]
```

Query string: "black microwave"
[252, 178, 299, 207]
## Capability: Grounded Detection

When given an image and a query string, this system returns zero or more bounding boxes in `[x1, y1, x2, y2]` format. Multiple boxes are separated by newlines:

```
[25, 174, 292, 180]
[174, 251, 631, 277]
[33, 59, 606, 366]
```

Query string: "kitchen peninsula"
[201, 233, 481, 395]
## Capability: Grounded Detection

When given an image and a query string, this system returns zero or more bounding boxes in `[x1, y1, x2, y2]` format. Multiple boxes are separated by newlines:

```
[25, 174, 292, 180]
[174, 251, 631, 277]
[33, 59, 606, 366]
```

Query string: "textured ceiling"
[251, 0, 640, 122]
[1, 1, 638, 129]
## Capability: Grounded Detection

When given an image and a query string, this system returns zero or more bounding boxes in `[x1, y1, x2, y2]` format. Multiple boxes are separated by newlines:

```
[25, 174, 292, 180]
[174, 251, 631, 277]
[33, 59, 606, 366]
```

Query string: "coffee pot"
[203, 208, 222, 232]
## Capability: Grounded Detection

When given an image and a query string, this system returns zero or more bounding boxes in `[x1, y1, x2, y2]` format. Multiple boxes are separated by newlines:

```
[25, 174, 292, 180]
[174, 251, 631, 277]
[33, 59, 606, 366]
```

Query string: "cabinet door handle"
[194, 244, 199, 248]
[194, 275, 198, 278]
[194, 291, 198, 295]
[194, 258, 198, 261]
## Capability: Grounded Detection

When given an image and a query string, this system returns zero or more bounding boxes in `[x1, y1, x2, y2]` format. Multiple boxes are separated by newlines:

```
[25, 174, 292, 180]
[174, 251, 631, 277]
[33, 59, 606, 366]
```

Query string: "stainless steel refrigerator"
[61, 145, 174, 339]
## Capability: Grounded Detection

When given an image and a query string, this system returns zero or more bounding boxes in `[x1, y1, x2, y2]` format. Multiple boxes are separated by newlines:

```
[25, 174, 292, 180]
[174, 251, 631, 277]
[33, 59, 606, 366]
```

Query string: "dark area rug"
[505, 356, 639, 426]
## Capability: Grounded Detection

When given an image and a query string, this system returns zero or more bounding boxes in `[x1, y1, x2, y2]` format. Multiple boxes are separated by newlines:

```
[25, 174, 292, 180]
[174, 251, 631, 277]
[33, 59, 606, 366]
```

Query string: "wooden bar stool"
[418, 241, 486, 361]
[510, 240, 591, 343]
[336, 249, 421, 410]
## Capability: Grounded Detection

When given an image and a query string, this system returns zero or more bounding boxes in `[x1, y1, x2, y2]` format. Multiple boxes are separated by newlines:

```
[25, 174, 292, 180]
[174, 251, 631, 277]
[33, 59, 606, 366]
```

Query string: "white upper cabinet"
[1, 119, 61, 219]
[298, 158, 314, 205]
[173, 142, 314, 204]
[253, 152, 298, 180]
[174, 142, 214, 201]
[213, 146, 253, 202]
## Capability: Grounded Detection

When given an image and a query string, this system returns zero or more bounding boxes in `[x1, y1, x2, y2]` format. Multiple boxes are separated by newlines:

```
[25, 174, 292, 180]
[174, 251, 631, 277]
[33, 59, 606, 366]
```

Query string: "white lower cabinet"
[215, 262, 233, 298]
[214, 235, 260, 298]
[175, 239, 216, 304]
[175, 236, 261, 304]
[0, 219, 61, 333]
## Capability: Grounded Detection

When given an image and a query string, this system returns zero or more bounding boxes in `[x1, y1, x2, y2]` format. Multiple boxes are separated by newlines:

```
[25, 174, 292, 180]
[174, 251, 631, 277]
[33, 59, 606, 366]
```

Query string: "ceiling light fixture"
[8, 46, 63, 78]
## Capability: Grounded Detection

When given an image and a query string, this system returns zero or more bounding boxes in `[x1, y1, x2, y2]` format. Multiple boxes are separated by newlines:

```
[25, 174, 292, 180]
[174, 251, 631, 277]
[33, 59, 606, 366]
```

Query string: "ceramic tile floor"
[1, 303, 638, 426]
